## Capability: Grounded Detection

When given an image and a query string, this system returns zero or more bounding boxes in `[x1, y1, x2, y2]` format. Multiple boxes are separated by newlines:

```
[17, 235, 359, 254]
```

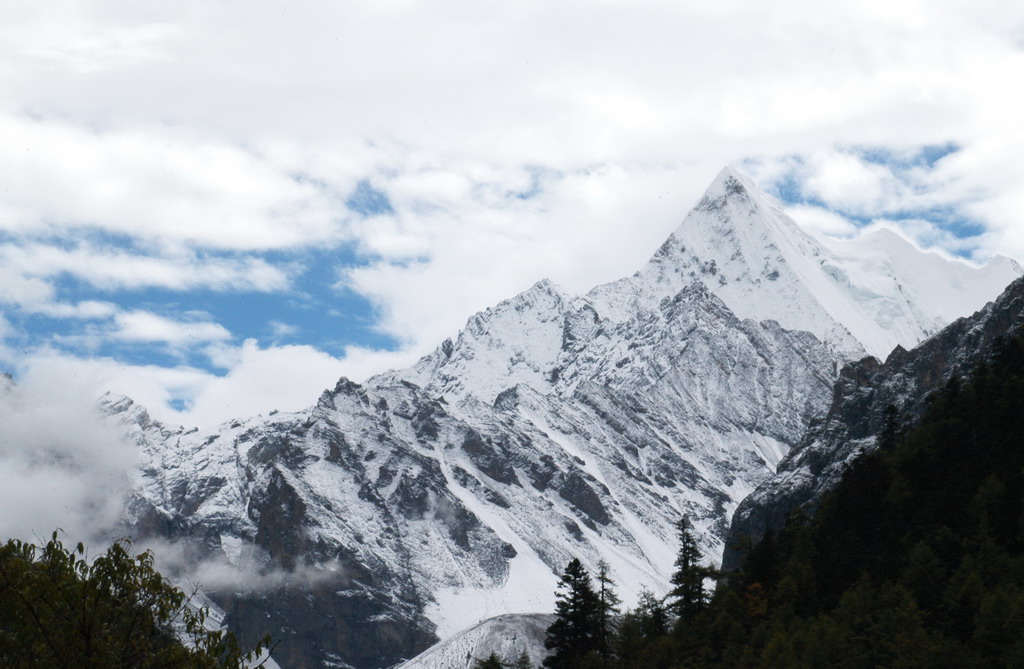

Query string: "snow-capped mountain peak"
[588, 167, 1021, 362]
[396, 278, 573, 403]
[397, 167, 1021, 410]
[108, 167, 1023, 669]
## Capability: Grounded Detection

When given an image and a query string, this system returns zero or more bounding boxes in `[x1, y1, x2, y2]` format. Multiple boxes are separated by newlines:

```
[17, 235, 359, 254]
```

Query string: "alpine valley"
[89, 168, 1021, 668]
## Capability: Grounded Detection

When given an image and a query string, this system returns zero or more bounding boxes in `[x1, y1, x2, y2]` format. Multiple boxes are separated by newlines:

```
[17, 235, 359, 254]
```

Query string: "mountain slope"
[589, 168, 1018, 361]
[110, 283, 839, 667]
[399, 168, 1018, 411]
[106, 168, 1020, 668]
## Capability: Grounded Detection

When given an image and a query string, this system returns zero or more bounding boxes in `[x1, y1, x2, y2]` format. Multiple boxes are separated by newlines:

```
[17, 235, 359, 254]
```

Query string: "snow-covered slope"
[820, 227, 1020, 338]
[396, 614, 553, 669]
[635, 168, 1019, 359]
[108, 167, 1020, 669]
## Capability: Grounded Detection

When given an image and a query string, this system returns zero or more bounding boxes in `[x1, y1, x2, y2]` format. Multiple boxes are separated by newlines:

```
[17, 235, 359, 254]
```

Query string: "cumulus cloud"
[175, 340, 344, 425]
[0, 113, 347, 251]
[0, 242, 291, 293]
[344, 163, 702, 349]
[3, 353, 214, 428]
[784, 204, 860, 238]
[0, 365, 137, 545]
[0, 3, 183, 74]
[1, 340, 421, 431]
[111, 310, 232, 345]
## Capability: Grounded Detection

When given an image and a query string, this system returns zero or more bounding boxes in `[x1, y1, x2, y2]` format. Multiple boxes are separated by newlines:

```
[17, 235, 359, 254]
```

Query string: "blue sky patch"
[346, 180, 394, 216]
[2, 240, 401, 379]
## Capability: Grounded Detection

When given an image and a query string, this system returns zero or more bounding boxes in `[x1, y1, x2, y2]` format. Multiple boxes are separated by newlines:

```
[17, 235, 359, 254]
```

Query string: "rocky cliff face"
[104, 168, 1019, 668]
[724, 275, 1024, 570]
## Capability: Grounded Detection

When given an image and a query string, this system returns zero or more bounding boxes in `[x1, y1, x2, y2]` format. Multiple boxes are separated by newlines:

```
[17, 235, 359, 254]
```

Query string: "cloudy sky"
[2, 0, 1024, 428]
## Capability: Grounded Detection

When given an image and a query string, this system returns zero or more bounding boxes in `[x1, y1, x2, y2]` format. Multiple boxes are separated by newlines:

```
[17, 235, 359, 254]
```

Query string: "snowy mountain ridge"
[402, 167, 1018, 412]
[105, 167, 1020, 669]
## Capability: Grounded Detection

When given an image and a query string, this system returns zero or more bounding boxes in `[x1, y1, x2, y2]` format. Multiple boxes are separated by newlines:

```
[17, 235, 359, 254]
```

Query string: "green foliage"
[473, 652, 507, 669]
[667, 517, 710, 619]
[0, 532, 270, 668]
[511, 650, 534, 669]
[633, 588, 668, 639]
[544, 558, 600, 669]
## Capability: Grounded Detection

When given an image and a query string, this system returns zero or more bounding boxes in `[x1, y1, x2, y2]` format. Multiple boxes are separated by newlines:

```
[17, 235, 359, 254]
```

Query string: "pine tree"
[473, 652, 506, 669]
[667, 517, 708, 619]
[879, 404, 900, 451]
[511, 649, 534, 669]
[544, 558, 600, 669]
[614, 611, 644, 669]
[635, 587, 669, 639]
[595, 560, 621, 662]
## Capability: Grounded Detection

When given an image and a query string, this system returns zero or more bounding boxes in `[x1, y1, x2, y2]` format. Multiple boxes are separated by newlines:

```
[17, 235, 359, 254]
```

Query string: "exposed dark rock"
[411, 403, 442, 441]
[461, 430, 521, 487]
[558, 471, 611, 526]
[222, 582, 433, 669]
[527, 454, 558, 492]
[251, 468, 308, 570]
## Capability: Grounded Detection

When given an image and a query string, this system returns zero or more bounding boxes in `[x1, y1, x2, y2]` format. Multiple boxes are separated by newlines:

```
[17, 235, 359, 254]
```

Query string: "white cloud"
[0, 243, 291, 292]
[35, 300, 118, 320]
[0, 364, 138, 544]
[0, 113, 347, 251]
[112, 311, 232, 345]
[784, 204, 860, 238]
[140, 537, 347, 594]
[267, 321, 299, 340]
[802, 153, 901, 215]
[11, 21, 181, 74]
[0, 265, 54, 307]
[2, 334, 423, 432]
[343, 163, 701, 349]
[7, 353, 213, 424]
[170, 340, 418, 428]
[178, 340, 344, 425]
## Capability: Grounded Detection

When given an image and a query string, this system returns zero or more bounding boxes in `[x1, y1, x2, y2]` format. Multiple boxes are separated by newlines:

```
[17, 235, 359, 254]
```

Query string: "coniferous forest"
[530, 330, 1024, 669]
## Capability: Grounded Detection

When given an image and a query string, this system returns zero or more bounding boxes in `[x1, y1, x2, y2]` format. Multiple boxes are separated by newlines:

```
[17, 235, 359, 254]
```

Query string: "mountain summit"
[596, 166, 1019, 359]
[104, 168, 1020, 669]
[402, 166, 1020, 408]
